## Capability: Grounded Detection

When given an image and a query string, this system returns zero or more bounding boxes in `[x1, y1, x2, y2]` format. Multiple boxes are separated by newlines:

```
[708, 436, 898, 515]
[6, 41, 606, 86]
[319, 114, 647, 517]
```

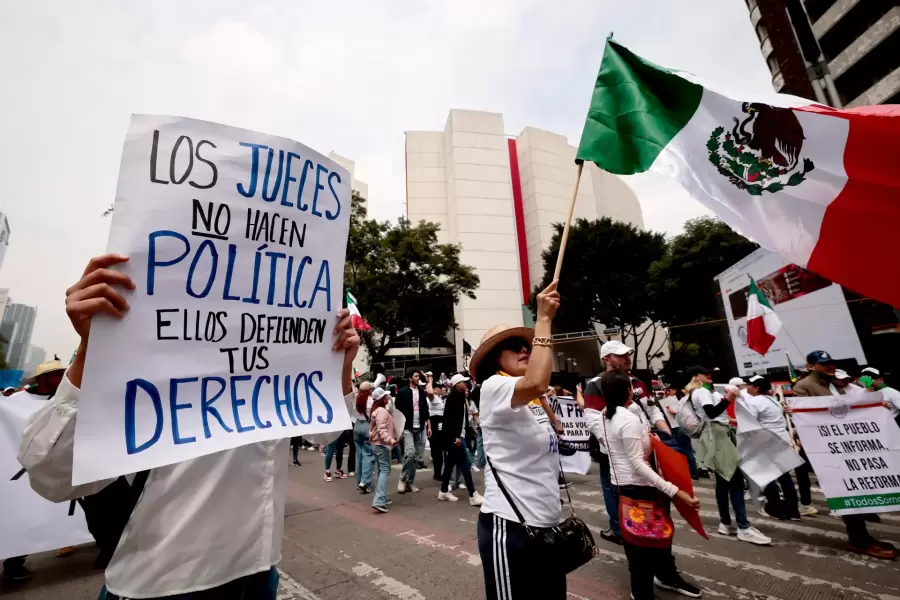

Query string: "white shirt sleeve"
[618, 415, 678, 498]
[478, 375, 522, 427]
[18, 373, 115, 502]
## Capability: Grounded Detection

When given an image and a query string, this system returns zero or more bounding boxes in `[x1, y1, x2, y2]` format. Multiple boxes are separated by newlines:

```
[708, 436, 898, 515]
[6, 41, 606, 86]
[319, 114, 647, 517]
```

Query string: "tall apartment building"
[747, 0, 900, 106]
[328, 153, 369, 206]
[1, 303, 36, 371]
[405, 110, 643, 368]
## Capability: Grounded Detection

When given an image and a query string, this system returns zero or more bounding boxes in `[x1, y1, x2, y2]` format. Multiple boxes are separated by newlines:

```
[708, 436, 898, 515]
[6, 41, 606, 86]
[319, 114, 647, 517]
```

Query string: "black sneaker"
[599, 529, 623, 545]
[1, 565, 33, 583]
[292, 460, 301, 467]
[654, 575, 702, 598]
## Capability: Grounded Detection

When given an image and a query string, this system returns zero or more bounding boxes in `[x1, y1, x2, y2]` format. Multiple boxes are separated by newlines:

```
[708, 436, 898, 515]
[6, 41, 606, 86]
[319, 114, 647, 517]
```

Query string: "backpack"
[78, 470, 149, 569]
[676, 391, 706, 439]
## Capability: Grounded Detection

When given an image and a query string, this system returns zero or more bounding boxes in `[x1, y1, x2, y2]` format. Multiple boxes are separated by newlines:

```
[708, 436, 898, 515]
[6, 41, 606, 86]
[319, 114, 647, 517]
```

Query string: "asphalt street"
[4, 450, 900, 600]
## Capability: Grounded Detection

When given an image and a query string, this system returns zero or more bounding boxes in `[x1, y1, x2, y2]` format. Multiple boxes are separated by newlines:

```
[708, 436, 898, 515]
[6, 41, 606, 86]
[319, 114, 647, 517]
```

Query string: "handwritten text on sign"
[550, 396, 591, 475]
[792, 393, 900, 515]
[74, 115, 352, 484]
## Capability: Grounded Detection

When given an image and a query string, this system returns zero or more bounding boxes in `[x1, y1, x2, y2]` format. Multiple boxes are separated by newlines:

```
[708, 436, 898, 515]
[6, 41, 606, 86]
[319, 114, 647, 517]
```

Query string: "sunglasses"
[497, 337, 531, 354]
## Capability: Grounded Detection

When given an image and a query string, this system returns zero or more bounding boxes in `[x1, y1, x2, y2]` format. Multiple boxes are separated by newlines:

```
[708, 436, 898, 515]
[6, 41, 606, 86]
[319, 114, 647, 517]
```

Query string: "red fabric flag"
[652, 438, 708, 540]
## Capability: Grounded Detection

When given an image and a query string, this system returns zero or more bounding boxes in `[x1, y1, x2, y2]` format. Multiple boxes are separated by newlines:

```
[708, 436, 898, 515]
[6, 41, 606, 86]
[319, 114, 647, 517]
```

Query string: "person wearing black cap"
[685, 366, 771, 545]
[793, 351, 898, 560]
[744, 375, 801, 521]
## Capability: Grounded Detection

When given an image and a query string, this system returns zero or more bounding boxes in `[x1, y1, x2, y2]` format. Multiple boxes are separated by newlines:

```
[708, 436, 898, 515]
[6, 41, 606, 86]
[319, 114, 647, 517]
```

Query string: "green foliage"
[531, 217, 667, 337]
[345, 192, 479, 363]
[649, 217, 758, 371]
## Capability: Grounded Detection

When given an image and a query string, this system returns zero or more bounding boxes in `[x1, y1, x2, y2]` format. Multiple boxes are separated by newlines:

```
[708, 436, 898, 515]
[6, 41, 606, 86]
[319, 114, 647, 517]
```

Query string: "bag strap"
[557, 458, 576, 519]
[486, 456, 530, 530]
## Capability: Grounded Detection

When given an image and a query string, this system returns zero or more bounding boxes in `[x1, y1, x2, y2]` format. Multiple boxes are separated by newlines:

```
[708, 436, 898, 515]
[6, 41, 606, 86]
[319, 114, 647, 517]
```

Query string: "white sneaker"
[717, 523, 738, 536]
[471, 466, 481, 472]
[469, 492, 485, 506]
[799, 504, 819, 516]
[758, 507, 773, 519]
[447, 484, 454, 491]
[408, 484, 420, 493]
[398, 481, 407, 494]
[737, 526, 771, 545]
[438, 491, 459, 502]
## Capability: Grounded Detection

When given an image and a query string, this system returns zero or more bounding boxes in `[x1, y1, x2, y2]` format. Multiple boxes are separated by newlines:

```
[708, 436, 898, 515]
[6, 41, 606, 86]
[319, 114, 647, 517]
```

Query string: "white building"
[0, 212, 9, 274]
[406, 110, 645, 370]
[328, 153, 369, 205]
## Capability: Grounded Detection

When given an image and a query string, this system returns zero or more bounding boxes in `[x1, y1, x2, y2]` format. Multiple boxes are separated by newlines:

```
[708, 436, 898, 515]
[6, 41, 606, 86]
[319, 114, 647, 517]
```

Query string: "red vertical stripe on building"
[507, 138, 531, 303]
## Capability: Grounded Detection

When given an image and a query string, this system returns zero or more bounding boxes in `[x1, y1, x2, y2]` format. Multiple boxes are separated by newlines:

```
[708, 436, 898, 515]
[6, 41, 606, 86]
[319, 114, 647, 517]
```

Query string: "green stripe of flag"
[576, 39, 702, 174]
[749, 277, 774, 310]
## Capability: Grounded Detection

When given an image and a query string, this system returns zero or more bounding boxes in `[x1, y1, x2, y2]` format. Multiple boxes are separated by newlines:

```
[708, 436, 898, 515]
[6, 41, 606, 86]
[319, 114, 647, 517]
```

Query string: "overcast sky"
[0, 0, 773, 362]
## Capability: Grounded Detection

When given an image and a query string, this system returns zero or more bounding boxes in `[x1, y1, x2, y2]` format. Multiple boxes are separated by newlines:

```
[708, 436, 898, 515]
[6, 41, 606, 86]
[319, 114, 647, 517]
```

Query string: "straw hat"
[34, 359, 65, 378]
[469, 324, 534, 382]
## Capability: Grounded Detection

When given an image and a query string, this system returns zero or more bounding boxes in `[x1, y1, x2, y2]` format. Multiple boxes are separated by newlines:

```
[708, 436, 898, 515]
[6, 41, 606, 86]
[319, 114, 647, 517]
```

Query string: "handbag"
[602, 412, 674, 549]
[486, 456, 597, 573]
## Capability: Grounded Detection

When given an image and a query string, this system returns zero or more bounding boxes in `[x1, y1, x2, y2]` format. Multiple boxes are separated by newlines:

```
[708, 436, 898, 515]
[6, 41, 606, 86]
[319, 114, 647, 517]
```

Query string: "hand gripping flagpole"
[552, 161, 585, 281]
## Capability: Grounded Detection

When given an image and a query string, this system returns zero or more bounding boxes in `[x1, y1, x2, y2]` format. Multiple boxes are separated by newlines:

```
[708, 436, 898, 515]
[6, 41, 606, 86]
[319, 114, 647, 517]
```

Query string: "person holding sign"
[792, 351, 898, 560]
[18, 253, 361, 599]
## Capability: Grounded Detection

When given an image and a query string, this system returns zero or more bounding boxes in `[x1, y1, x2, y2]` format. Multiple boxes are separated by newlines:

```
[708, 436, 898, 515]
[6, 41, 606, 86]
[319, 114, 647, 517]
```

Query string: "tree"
[532, 218, 667, 358]
[345, 193, 480, 364]
[648, 217, 758, 372]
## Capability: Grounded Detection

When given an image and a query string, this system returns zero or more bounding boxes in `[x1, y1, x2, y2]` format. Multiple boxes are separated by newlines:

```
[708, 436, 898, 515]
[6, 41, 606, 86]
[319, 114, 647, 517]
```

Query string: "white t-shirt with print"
[429, 393, 445, 417]
[690, 387, 731, 425]
[480, 375, 561, 528]
[742, 394, 790, 443]
[411, 386, 421, 429]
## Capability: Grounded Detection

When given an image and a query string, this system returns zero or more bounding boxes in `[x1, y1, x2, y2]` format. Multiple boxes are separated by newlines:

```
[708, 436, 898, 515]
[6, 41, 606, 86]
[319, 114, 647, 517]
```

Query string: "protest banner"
[735, 396, 805, 489]
[549, 395, 591, 475]
[792, 392, 900, 516]
[0, 394, 93, 559]
[74, 115, 353, 484]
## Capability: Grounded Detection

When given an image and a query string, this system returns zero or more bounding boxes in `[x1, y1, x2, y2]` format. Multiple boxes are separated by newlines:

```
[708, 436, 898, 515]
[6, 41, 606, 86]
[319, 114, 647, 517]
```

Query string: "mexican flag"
[346, 290, 371, 331]
[576, 40, 900, 308]
[746, 278, 782, 355]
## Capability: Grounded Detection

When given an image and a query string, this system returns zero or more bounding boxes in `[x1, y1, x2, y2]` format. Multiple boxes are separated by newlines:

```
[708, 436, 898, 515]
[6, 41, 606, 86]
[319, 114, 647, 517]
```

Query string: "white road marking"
[397, 529, 481, 565]
[352, 562, 426, 599]
[277, 568, 323, 600]
[585, 524, 899, 600]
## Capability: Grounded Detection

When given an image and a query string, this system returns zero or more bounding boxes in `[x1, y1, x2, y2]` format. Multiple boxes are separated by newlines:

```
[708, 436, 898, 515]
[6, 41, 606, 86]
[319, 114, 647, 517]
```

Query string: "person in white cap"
[369, 388, 398, 513]
[437, 373, 484, 505]
[833, 369, 863, 394]
[859, 367, 900, 426]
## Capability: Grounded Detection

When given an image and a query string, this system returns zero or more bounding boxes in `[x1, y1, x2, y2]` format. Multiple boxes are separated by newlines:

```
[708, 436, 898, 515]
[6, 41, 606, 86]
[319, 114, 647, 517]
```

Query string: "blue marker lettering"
[147, 230, 190, 295]
[170, 377, 198, 445]
[229, 375, 255, 433]
[201, 377, 233, 438]
[236, 143, 268, 198]
[124, 378, 163, 454]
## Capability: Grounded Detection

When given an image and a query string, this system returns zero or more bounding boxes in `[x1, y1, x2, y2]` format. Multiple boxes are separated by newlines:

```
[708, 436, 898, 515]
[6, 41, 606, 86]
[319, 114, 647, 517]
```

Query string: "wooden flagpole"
[552, 162, 585, 281]
[776, 384, 799, 451]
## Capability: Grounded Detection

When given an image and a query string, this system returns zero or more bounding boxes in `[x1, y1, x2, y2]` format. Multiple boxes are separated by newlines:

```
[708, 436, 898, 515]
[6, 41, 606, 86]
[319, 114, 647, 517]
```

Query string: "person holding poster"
[17, 253, 361, 599]
[598, 370, 701, 600]
[792, 351, 898, 560]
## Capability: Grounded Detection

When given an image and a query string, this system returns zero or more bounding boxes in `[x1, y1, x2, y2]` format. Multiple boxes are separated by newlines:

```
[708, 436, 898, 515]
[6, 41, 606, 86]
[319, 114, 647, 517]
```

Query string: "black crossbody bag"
[486, 456, 597, 573]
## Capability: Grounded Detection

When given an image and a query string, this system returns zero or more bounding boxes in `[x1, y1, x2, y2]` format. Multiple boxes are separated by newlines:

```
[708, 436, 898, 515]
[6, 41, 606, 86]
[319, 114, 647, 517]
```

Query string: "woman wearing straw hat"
[470, 281, 567, 599]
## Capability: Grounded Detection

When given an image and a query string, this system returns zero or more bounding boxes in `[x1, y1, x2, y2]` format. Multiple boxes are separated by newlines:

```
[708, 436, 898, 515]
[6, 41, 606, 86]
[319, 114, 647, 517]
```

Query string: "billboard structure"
[715, 248, 866, 377]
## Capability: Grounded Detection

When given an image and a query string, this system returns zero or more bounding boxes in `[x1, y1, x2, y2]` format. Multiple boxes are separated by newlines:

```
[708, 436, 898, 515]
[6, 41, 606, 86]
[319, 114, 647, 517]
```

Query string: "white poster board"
[550, 395, 591, 475]
[792, 393, 900, 515]
[714, 248, 865, 376]
[75, 115, 352, 484]
[0, 393, 93, 559]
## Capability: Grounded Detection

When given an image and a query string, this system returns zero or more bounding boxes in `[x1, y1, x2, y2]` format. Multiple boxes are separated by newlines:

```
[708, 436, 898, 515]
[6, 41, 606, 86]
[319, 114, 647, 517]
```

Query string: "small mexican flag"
[786, 352, 798, 383]
[746, 278, 782, 355]
[576, 39, 900, 308]
[346, 290, 372, 331]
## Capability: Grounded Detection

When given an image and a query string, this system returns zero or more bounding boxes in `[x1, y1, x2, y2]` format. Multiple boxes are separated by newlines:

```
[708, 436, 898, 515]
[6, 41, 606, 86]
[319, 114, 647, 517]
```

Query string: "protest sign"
[1, 393, 93, 559]
[549, 395, 591, 475]
[792, 392, 900, 515]
[74, 115, 353, 484]
[735, 396, 805, 489]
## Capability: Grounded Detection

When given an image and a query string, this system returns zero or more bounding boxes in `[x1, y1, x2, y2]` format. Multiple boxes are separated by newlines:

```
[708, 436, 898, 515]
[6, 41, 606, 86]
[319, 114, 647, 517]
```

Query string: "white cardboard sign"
[1, 393, 93, 559]
[550, 395, 591, 475]
[75, 115, 352, 484]
[792, 393, 900, 515]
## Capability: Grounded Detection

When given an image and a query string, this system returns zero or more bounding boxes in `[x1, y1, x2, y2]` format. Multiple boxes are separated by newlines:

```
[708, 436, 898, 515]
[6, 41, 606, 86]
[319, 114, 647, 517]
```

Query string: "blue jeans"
[673, 427, 698, 479]
[99, 567, 278, 599]
[324, 436, 346, 472]
[453, 442, 473, 486]
[401, 429, 425, 484]
[354, 420, 375, 489]
[599, 454, 621, 536]
[475, 428, 485, 468]
[442, 444, 475, 495]
[716, 471, 750, 529]
[372, 444, 392, 508]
